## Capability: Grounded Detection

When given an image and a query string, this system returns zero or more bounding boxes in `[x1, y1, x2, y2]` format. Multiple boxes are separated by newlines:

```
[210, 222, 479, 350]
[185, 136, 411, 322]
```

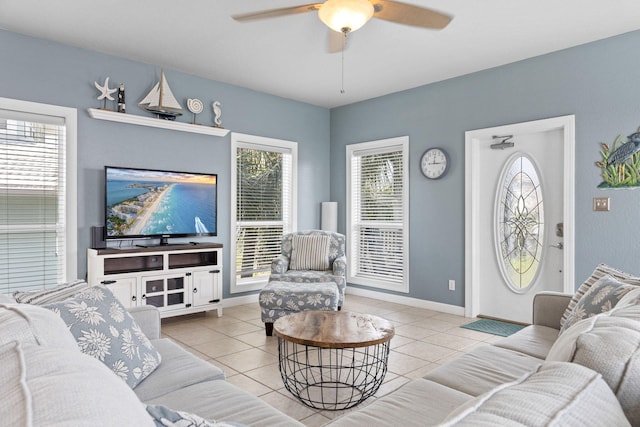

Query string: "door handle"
[550, 242, 564, 250]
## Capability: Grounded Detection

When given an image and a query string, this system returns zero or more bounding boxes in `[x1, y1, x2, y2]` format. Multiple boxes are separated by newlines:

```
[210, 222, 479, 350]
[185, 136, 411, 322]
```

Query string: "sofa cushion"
[128, 305, 162, 340]
[0, 303, 78, 350]
[289, 234, 330, 270]
[44, 285, 162, 389]
[619, 286, 640, 306]
[0, 341, 154, 426]
[561, 274, 637, 333]
[548, 302, 640, 361]
[493, 325, 558, 359]
[561, 264, 640, 329]
[134, 338, 225, 401]
[547, 302, 640, 425]
[0, 293, 15, 303]
[146, 404, 246, 427]
[440, 362, 630, 427]
[12, 279, 88, 304]
[328, 378, 473, 426]
[146, 379, 304, 427]
[424, 345, 543, 397]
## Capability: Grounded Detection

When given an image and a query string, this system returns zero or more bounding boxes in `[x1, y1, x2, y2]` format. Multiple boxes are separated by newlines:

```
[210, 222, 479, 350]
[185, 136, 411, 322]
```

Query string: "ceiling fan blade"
[232, 3, 322, 22]
[371, 0, 452, 29]
[328, 30, 348, 54]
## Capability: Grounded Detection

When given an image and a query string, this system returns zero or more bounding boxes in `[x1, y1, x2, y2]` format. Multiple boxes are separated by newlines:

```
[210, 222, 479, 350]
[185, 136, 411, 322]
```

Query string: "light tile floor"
[161, 294, 503, 426]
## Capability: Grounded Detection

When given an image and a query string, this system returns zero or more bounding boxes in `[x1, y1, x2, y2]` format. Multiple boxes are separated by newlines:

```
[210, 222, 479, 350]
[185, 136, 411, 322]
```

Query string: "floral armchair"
[269, 230, 347, 306]
[260, 230, 347, 335]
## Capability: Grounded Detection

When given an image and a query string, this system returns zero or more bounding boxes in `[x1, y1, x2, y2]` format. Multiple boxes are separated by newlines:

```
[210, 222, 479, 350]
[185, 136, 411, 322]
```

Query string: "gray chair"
[259, 230, 346, 335]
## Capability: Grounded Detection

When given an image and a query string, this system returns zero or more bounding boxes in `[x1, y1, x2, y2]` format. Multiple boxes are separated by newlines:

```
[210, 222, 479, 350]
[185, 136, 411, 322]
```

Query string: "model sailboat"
[138, 71, 183, 120]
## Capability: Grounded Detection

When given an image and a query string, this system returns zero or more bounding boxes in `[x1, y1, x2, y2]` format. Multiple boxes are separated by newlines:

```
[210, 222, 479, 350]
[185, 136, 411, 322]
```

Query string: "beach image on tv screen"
[106, 167, 217, 237]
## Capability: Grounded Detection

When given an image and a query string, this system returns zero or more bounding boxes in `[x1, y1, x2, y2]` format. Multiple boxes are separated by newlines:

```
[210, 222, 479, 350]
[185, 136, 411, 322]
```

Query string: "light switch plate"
[593, 197, 610, 211]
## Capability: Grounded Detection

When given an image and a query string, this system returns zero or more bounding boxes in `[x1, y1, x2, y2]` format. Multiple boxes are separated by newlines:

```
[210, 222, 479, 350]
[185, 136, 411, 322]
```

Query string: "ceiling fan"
[233, 0, 452, 93]
[233, 0, 452, 43]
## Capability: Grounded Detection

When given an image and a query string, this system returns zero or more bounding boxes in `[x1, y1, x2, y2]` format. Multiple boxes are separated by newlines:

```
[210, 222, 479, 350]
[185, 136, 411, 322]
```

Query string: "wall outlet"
[448, 279, 455, 291]
[593, 197, 610, 211]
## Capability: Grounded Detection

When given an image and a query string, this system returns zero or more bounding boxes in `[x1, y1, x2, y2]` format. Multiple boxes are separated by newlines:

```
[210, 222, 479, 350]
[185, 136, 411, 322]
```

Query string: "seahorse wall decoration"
[212, 101, 222, 128]
[596, 129, 640, 188]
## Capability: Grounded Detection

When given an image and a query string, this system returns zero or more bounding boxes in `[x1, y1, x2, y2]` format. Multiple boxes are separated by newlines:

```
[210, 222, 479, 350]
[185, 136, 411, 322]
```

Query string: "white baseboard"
[222, 287, 466, 317]
[346, 287, 466, 317]
[223, 293, 259, 308]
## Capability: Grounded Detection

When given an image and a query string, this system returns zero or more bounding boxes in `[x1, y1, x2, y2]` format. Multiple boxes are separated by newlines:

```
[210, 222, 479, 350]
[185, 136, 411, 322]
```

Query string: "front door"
[465, 116, 575, 323]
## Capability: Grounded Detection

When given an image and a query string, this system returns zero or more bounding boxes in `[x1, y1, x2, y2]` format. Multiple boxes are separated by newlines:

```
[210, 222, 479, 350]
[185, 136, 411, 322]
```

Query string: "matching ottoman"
[259, 281, 340, 336]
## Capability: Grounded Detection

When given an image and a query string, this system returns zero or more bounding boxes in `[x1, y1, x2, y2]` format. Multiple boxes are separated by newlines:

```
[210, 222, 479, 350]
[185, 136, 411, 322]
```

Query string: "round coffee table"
[273, 310, 395, 410]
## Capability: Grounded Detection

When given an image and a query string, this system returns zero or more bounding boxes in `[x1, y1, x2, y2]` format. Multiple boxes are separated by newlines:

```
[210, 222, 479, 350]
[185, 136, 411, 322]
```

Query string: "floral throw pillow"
[560, 275, 637, 334]
[44, 285, 161, 388]
[561, 263, 640, 328]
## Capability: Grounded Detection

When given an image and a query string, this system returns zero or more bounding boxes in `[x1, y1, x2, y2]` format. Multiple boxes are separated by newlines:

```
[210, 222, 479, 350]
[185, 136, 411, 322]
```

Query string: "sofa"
[0, 288, 303, 426]
[327, 264, 640, 426]
[2, 263, 638, 426]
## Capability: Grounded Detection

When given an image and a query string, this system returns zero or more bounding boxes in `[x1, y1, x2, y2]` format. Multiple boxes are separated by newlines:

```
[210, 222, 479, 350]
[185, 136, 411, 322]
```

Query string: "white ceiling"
[2, 0, 640, 108]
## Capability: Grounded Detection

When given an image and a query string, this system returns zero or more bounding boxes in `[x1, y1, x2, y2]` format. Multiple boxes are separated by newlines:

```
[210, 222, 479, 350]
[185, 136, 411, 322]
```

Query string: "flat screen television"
[105, 166, 217, 245]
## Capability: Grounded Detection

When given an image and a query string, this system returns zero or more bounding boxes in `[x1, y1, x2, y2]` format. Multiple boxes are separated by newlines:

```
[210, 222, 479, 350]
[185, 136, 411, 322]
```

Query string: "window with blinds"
[347, 136, 409, 292]
[231, 134, 297, 293]
[0, 99, 77, 294]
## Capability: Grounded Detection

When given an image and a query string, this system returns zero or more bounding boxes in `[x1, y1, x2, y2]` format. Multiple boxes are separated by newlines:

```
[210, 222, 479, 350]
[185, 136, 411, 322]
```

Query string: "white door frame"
[464, 115, 575, 318]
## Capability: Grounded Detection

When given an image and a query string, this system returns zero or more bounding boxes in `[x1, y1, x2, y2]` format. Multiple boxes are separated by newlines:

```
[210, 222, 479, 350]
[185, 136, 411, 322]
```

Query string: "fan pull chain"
[340, 29, 348, 94]
[341, 46, 345, 94]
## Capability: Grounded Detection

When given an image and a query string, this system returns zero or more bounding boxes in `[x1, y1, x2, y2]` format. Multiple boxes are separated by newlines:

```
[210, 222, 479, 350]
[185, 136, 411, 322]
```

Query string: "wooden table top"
[273, 310, 395, 348]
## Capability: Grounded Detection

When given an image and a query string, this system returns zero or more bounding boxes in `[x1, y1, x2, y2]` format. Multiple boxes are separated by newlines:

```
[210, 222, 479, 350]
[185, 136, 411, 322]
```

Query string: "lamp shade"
[318, 0, 374, 33]
[321, 202, 338, 232]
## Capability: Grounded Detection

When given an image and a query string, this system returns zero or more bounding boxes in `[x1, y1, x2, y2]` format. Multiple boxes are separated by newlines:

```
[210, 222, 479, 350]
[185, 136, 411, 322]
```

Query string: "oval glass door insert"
[495, 154, 544, 292]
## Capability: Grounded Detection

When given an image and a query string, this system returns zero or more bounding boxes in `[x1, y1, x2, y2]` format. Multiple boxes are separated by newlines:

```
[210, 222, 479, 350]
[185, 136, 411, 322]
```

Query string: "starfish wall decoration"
[94, 77, 117, 109]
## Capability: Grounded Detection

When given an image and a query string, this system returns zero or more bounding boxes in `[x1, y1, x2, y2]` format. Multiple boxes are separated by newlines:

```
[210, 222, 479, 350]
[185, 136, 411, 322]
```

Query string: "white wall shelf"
[88, 108, 230, 137]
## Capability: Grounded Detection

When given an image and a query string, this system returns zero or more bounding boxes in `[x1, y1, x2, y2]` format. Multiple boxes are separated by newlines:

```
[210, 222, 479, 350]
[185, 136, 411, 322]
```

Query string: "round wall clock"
[420, 147, 450, 179]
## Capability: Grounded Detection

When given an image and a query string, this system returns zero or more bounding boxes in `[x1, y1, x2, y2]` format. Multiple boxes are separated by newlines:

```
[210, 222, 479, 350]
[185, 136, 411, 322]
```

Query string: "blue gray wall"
[0, 29, 330, 298]
[330, 30, 640, 307]
[3, 27, 640, 307]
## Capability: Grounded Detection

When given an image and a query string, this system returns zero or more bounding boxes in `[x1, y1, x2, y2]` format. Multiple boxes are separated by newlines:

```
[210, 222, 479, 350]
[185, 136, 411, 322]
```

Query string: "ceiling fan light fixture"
[318, 0, 374, 33]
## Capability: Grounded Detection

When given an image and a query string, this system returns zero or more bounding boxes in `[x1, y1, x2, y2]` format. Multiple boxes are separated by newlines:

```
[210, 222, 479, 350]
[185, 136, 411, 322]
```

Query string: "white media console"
[87, 243, 223, 318]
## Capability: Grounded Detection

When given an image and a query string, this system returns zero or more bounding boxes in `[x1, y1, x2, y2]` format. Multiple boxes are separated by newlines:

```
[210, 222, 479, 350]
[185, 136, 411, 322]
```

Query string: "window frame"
[230, 132, 297, 294]
[0, 97, 77, 292]
[346, 136, 409, 293]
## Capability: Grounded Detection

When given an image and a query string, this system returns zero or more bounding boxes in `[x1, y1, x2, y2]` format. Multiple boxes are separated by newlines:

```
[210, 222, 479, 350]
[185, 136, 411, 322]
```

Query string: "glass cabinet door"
[142, 275, 187, 311]
[144, 278, 165, 308]
[167, 276, 185, 307]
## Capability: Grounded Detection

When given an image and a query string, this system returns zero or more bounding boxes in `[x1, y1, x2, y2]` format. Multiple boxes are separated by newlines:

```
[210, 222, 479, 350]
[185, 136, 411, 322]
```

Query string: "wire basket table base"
[277, 338, 391, 410]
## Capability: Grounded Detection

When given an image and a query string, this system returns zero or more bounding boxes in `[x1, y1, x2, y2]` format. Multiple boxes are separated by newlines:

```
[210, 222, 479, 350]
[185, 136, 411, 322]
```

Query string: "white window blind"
[347, 137, 409, 292]
[0, 113, 67, 293]
[231, 134, 297, 293]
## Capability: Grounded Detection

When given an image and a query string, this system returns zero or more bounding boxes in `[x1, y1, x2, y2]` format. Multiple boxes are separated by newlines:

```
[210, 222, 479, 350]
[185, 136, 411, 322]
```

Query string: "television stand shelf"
[87, 243, 223, 318]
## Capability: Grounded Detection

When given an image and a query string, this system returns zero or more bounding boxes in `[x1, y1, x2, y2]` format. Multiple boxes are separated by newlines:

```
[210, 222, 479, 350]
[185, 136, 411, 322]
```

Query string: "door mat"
[460, 318, 526, 337]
